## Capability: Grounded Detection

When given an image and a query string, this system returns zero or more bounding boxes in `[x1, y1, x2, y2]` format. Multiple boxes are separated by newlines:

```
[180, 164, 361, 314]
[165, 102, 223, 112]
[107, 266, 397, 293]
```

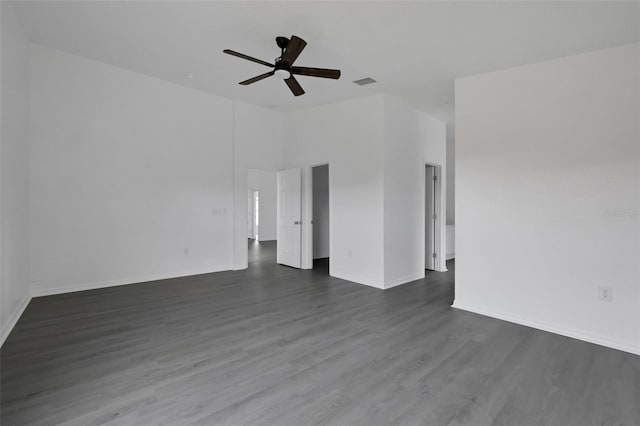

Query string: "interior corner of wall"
[0, 292, 32, 347]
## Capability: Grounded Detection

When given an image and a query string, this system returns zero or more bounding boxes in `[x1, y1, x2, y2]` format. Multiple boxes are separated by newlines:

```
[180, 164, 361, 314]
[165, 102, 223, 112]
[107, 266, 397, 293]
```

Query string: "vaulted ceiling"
[13, 1, 640, 127]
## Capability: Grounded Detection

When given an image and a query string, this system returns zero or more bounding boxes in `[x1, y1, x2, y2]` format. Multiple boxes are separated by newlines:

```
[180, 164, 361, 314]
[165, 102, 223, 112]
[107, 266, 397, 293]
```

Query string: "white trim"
[452, 301, 640, 356]
[331, 269, 384, 290]
[30, 265, 233, 297]
[233, 263, 248, 271]
[424, 162, 447, 272]
[305, 161, 331, 271]
[1, 294, 32, 347]
[384, 272, 425, 289]
[303, 165, 314, 270]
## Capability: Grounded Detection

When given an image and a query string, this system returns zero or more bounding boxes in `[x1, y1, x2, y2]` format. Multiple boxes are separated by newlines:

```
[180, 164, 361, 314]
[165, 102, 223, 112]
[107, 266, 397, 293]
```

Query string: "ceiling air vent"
[353, 77, 377, 86]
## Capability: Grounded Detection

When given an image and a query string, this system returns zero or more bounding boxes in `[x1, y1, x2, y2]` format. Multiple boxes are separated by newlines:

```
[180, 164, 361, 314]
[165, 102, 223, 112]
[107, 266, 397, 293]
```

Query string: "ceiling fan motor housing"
[274, 53, 293, 80]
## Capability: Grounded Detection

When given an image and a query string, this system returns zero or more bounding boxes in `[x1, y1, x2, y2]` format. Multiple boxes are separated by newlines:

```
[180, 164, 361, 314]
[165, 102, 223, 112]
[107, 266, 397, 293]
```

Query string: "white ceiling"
[12, 1, 640, 125]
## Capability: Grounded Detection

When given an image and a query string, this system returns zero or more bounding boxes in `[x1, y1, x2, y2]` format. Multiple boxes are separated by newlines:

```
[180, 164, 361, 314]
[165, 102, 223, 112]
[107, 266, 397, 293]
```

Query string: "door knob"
[294, 221, 300, 225]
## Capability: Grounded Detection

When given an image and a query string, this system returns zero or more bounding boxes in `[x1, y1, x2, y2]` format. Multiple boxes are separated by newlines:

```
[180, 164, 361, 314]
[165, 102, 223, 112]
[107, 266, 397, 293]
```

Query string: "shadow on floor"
[248, 239, 330, 275]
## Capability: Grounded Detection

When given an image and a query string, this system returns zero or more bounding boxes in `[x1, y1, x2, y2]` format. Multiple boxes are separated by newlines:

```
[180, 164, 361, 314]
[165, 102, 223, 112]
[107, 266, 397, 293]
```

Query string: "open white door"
[425, 165, 436, 270]
[277, 168, 302, 268]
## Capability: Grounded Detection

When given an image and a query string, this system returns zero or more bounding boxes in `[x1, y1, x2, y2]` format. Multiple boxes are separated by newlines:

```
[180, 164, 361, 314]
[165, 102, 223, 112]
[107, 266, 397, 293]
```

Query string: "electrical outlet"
[598, 286, 612, 302]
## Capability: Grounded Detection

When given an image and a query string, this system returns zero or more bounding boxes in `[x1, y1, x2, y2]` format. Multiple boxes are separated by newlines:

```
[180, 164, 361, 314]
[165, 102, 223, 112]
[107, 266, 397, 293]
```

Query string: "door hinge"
[433, 175, 437, 181]
[432, 252, 437, 258]
[432, 213, 437, 220]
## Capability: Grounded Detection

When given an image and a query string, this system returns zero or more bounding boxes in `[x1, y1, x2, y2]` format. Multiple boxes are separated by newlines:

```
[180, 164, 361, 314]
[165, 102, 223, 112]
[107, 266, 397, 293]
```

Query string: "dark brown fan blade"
[223, 49, 273, 68]
[284, 76, 305, 96]
[291, 67, 341, 80]
[239, 71, 275, 85]
[280, 36, 307, 65]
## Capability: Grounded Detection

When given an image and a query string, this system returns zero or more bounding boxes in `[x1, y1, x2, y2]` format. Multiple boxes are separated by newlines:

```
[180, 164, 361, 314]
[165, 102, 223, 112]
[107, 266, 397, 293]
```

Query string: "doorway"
[248, 189, 259, 240]
[425, 164, 441, 271]
[248, 169, 278, 267]
[311, 164, 330, 273]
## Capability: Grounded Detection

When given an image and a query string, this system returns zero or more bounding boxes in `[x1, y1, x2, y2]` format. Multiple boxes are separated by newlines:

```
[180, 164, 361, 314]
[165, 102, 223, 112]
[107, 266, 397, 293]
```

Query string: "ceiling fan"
[223, 35, 341, 96]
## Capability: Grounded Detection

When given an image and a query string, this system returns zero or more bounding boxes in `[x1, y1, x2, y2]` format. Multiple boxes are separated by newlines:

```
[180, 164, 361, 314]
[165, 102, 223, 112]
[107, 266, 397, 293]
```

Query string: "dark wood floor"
[2, 240, 639, 425]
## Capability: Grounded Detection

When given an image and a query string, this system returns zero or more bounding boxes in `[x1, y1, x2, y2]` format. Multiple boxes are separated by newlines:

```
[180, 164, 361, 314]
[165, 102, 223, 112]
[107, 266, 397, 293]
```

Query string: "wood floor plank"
[1, 241, 639, 425]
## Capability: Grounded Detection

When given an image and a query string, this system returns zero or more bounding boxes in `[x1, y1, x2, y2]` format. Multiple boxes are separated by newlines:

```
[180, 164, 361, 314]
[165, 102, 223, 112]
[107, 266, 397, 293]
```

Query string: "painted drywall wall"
[446, 225, 455, 260]
[312, 164, 329, 259]
[28, 44, 236, 295]
[284, 95, 385, 288]
[283, 95, 446, 288]
[455, 43, 640, 354]
[383, 96, 447, 288]
[446, 137, 455, 225]
[1, 2, 32, 344]
[248, 169, 277, 242]
[232, 102, 284, 269]
[28, 47, 283, 291]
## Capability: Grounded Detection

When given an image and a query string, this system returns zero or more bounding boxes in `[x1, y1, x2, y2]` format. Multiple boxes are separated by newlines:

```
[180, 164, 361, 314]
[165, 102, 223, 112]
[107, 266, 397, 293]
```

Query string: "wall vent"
[353, 77, 377, 86]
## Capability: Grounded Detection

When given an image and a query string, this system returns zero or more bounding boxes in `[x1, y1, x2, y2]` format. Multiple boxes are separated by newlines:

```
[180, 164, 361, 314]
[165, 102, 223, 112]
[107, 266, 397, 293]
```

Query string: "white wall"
[284, 95, 385, 288]
[446, 135, 455, 225]
[232, 102, 283, 269]
[28, 47, 283, 293]
[1, 2, 31, 344]
[446, 225, 455, 260]
[455, 43, 640, 355]
[312, 164, 329, 259]
[283, 95, 446, 289]
[28, 45, 238, 295]
[247, 169, 277, 241]
[383, 96, 447, 288]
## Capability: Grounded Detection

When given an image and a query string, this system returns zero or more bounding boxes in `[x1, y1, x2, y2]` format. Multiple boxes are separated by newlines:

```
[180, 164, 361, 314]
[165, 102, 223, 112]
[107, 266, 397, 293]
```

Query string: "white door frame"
[248, 189, 257, 239]
[425, 162, 446, 272]
[303, 162, 331, 270]
[425, 165, 436, 270]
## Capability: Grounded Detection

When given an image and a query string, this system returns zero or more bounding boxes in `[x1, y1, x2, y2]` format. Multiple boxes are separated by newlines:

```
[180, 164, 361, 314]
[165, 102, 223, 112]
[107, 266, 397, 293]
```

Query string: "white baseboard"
[384, 272, 425, 289]
[452, 301, 640, 356]
[30, 265, 233, 297]
[1, 294, 32, 347]
[331, 269, 384, 290]
[332, 270, 437, 291]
